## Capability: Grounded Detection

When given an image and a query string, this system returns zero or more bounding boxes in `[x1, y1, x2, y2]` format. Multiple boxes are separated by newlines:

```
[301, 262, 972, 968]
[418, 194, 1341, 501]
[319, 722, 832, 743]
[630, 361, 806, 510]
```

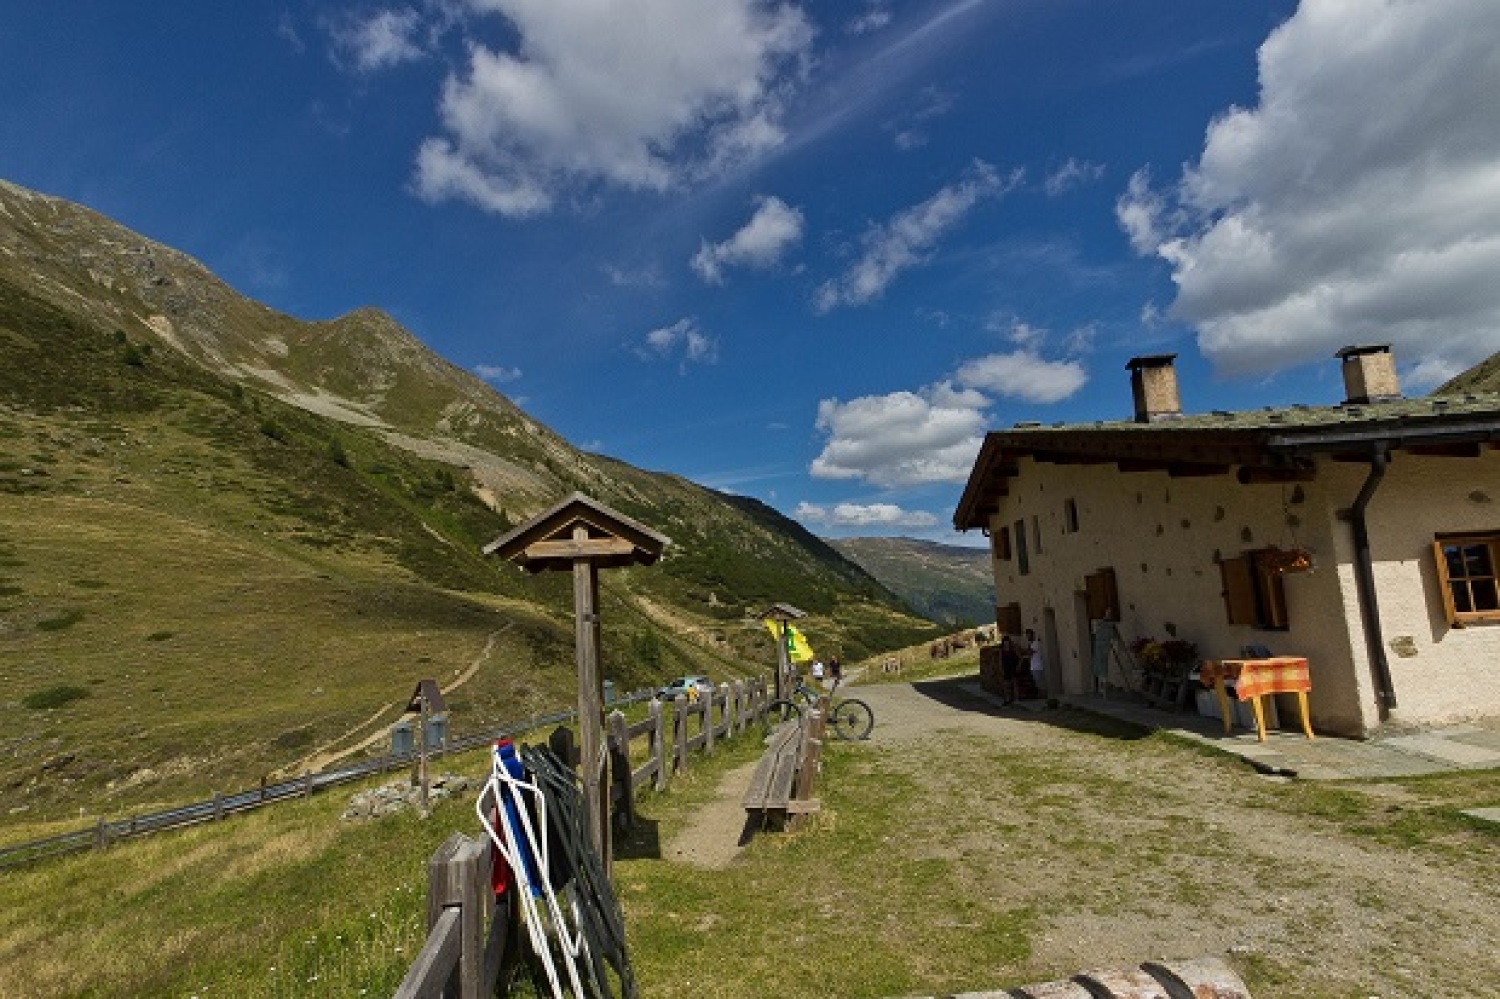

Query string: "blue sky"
[4, 0, 1499, 545]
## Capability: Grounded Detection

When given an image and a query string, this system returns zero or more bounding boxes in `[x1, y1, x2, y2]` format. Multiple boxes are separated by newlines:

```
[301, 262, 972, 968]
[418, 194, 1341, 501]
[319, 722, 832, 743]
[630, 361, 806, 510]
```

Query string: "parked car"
[659, 674, 713, 699]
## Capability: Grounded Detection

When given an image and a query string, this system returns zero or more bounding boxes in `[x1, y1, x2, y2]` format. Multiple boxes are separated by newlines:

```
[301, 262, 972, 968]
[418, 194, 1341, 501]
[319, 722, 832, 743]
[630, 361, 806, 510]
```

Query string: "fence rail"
[0, 690, 667, 870]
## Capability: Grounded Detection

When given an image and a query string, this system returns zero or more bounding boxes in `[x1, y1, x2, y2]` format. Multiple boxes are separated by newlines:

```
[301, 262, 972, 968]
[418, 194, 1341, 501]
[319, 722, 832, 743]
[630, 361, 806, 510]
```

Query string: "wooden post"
[729, 680, 741, 735]
[572, 525, 609, 868]
[606, 710, 634, 832]
[651, 697, 668, 792]
[424, 833, 490, 999]
[94, 817, 107, 850]
[704, 688, 716, 754]
[674, 697, 689, 773]
[213, 791, 223, 821]
[773, 620, 789, 701]
[418, 693, 430, 813]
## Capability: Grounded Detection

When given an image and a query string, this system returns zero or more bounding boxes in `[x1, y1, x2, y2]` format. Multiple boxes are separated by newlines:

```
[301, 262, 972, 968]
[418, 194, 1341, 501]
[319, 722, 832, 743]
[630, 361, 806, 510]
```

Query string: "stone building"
[954, 346, 1500, 737]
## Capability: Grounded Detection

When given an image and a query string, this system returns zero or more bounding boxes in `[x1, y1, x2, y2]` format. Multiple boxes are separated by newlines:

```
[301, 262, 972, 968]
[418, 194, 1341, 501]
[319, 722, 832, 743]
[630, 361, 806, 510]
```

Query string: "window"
[1219, 549, 1289, 630]
[1064, 499, 1080, 534]
[1014, 519, 1029, 576]
[993, 526, 1012, 561]
[1031, 515, 1043, 554]
[996, 602, 1023, 635]
[1434, 534, 1500, 625]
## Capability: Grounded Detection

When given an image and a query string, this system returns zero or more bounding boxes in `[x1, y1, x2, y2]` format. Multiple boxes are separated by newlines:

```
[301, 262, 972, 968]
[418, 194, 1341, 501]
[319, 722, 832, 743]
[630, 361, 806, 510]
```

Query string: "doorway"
[1042, 607, 1062, 699]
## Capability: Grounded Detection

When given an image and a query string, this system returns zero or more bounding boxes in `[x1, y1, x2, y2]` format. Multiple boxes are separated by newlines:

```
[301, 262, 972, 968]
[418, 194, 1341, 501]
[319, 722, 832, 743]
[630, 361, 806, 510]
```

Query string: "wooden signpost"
[483, 493, 669, 873]
[756, 602, 806, 701]
[405, 679, 446, 813]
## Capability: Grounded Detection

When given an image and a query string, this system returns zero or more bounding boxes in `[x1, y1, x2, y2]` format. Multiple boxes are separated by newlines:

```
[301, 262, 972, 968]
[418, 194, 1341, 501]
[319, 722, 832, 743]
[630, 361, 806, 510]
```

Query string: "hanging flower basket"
[1263, 547, 1315, 575]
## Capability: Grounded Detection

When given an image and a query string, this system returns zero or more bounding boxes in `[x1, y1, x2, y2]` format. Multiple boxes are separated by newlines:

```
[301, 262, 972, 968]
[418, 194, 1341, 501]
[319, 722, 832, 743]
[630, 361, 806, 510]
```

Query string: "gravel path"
[671, 677, 1500, 997]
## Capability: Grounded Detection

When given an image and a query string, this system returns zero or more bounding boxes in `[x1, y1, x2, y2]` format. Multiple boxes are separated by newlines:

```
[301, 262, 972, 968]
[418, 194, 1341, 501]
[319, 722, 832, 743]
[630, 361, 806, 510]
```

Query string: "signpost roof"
[481, 492, 670, 573]
[755, 602, 807, 621]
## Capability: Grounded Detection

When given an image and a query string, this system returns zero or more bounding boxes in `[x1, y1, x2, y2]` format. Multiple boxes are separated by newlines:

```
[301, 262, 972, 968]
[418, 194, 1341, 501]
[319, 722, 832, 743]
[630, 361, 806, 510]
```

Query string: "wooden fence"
[395, 678, 773, 998]
[0, 693, 663, 870]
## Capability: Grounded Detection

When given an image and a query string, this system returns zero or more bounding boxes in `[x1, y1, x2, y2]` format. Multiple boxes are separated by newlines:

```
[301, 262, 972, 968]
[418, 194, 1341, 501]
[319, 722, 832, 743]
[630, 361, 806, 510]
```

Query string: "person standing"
[811, 659, 825, 687]
[998, 636, 1021, 705]
[829, 655, 842, 690]
[1026, 628, 1045, 698]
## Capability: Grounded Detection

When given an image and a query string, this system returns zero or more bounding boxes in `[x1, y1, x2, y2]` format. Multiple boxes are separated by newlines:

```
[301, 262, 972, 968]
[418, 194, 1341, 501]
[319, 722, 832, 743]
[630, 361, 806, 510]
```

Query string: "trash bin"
[602, 680, 617, 705]
[390, 720, 414, 756]
[423, 713, 448, 750]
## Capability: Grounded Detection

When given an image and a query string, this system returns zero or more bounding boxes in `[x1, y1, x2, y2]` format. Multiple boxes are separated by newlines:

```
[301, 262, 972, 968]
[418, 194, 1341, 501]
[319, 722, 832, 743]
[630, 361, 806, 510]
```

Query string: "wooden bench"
[743, 714, 821, 829]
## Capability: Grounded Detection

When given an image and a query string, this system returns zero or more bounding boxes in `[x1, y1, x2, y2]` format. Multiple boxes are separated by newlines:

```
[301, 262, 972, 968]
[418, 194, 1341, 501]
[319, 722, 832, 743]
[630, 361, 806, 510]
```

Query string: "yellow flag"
[788, 625, 815, 663]
[764, 620, 815, 662]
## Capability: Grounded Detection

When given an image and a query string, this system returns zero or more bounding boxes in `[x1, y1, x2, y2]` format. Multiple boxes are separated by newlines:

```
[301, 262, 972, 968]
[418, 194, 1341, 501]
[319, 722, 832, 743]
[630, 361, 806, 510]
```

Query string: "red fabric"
[1200, 657, 1311, 700]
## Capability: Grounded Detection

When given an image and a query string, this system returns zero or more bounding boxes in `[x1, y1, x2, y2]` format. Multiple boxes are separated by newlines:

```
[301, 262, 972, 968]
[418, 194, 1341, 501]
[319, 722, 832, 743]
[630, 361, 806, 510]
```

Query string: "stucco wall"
[981, 449, 1500, 737]
[1346, 450, 1500, 728]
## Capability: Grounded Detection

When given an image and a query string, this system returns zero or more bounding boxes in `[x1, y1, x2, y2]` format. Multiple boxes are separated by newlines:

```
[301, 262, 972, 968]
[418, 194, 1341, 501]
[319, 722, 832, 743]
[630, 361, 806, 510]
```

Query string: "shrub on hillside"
[22, 685, 90, 709]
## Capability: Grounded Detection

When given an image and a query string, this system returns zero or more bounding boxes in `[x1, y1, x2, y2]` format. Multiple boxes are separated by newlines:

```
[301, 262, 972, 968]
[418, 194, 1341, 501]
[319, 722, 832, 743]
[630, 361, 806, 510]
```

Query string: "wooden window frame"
[1434, 533, 1500, 627]
[996, 602, 1023, 636]
[1064, 499, 1079, 534]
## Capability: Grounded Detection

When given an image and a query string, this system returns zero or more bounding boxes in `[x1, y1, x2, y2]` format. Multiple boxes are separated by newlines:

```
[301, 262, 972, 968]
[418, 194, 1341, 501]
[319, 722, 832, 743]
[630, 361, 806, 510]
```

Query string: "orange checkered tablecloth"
[1199, 657, 1311, 701]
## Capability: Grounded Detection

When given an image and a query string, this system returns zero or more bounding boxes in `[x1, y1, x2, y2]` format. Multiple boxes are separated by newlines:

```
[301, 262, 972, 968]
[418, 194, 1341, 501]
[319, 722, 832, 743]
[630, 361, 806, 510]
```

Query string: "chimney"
[1127, 354, 1182, 423]
[1336, 344, 1401, 404]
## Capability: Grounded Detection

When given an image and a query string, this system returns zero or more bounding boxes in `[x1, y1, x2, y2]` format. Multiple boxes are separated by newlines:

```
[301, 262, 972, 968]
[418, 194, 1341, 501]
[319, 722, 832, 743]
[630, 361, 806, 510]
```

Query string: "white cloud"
[815, 161, 1015, 311]
[328, 8, 427, 73]
[795, 501, 938, 529]
[691, 195, 804, 284]
[475, 363, 522, 383]
[810, 382, 988, 488]
[1044, 157, 1105, 196]
[954, 350, 1087, 404]
[884, 85, 954, 151]
[602, 262, 666, 288]
[413, 0, 814, 216]
[637, 318, 719, 369]
[1117, 0, 1500, 381]
[846, 2, 893, 36]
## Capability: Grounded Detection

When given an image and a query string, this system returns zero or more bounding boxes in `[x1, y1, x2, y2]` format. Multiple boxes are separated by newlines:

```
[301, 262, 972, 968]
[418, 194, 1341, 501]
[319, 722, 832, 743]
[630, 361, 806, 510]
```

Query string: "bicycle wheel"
[761, 698, 803, 739]
[829, 698, 874, 740]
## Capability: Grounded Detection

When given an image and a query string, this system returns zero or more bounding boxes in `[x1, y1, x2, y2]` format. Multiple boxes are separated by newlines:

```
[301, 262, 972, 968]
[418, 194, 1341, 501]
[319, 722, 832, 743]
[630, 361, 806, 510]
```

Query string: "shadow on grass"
[613, 814, 663, 861]
[905, 673, 1154, 742]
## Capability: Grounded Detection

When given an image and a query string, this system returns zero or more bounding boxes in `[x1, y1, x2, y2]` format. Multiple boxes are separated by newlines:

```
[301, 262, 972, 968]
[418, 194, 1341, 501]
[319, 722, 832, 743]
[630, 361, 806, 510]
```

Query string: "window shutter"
[1085, 568, 1119, 621]
[996, 602, 1023, 635]
[1433, 539, 1460, 626]
[1251, 552, 1290, 628]
[1220, 556, 1258, 625]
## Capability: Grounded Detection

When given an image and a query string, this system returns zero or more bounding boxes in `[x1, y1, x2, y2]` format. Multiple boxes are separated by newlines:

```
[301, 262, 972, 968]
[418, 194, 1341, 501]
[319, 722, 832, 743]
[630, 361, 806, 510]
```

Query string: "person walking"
[829, 655, 843, 691]
[998, 635, 1021, 705]
[1025, 628, 1045, 699]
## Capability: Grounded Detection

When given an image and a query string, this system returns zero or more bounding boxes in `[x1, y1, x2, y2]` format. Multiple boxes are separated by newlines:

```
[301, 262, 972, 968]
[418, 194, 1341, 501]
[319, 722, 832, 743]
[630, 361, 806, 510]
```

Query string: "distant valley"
[829, 536, 995, 627]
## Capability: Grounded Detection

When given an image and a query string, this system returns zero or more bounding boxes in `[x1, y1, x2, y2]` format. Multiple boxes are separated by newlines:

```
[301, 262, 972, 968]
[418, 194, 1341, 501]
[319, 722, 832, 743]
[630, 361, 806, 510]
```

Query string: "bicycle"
[761, 678, 875, 741]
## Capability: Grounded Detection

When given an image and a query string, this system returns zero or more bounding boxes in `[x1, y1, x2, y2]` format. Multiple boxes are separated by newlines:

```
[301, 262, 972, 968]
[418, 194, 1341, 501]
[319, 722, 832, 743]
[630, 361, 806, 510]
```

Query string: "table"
[1198, 657, 1315, 742]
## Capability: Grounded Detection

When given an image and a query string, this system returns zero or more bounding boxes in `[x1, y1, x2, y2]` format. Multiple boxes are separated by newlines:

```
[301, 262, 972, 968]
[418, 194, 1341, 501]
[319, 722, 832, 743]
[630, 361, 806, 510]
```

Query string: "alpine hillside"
[828, 536, 995, 628]
[0, 178, 940, 831]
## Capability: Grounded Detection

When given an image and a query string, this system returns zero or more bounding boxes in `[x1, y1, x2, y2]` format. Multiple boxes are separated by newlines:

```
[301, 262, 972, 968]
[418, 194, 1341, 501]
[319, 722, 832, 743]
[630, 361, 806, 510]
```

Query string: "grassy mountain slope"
[0, 179, 939, 833]
[1435, 349, 1500, 395]
[829, 536, 995, 627]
